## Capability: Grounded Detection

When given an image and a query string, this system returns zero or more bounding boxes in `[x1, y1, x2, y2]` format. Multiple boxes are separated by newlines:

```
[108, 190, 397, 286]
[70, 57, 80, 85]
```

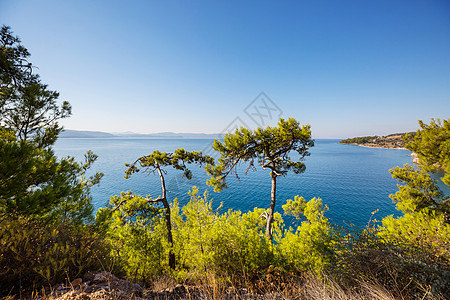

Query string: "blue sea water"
[54, 138, 417, 228]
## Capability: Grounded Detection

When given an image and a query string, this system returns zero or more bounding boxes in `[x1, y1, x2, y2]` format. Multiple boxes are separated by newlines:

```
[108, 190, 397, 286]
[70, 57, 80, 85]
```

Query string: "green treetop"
[385, 118, 450, 223]
[378, 118, 450, 269]
[405, 118, 450, 186]
[1, 26, 71, 147]
[389, 164, 448, 217]
[101, 149, 214, 269]
[206, 117, 314, 240]
[0, 26, 101, 223]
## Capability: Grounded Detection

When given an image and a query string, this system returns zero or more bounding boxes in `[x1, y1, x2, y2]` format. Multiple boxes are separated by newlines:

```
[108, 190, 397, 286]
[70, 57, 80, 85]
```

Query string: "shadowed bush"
[0, 217, 113, 296]
[333, 224, 450, 299]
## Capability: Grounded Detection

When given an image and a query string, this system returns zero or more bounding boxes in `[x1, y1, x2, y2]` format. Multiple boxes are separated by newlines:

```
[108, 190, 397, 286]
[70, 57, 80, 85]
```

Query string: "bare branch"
[259, 211, 268, 220]
[244, 159, 256, 175]
[111, 198, 127, 212]
[147, 197, 165, 203]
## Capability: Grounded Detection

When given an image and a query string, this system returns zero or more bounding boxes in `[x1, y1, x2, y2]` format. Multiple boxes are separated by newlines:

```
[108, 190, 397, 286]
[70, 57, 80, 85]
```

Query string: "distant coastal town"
[339, 133, 415, 149]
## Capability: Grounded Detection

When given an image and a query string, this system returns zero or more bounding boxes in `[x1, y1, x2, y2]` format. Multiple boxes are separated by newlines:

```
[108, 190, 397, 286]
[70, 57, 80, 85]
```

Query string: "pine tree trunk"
[266, 170, 277, 241]
[157, 166, 176, 269]
[162, 199, 175, 269]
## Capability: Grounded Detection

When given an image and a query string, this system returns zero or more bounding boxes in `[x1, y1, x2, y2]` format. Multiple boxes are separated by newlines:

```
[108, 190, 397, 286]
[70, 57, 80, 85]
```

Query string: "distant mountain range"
[60, 129, 221, 139]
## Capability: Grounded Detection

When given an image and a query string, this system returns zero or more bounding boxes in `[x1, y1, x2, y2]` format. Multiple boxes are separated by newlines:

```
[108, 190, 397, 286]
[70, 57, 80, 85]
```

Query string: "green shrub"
[95, 191, 168, 285]
[98, 187, 340, 287]
[276, 196, 338, 273]
[172, 188, 278, 279]
[0, 217, 112, 296]
[334, 222, 450, 299]
[98, 188, 279, 284]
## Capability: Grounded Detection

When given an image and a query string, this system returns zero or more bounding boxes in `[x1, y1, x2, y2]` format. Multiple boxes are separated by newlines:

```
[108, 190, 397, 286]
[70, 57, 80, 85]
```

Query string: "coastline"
[344, 143, 419, 163]
[345, 143, 408, 150]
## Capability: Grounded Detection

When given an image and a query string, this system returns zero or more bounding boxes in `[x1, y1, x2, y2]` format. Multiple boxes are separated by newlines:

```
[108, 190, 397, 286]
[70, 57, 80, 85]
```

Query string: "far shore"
[346, 143, 408, 150]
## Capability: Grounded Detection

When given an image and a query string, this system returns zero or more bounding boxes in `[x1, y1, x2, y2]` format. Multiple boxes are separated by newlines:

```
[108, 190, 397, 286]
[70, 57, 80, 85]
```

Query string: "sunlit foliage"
[405, 118, 450, 186]
[206, 117, 314, 239]
[0, 26, 102, 224]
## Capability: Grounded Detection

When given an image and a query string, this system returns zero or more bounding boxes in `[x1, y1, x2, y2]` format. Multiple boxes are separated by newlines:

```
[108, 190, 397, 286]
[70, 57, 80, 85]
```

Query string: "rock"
[411, 152, 420, 164]
[71, 278, 82, 287]
[83, 272, 95, 282]
[92, 271, 110, 284]
[133, 283, 143, 294]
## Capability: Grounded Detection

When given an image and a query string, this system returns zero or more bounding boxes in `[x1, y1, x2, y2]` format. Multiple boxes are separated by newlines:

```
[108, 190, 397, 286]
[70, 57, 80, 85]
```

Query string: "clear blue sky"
[1, 0, 449, 138]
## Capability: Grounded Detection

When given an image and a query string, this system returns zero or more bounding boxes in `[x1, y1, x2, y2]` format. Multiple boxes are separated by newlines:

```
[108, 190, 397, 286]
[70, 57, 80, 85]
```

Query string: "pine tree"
[0, 26, 101, 223]
[206, 117, 314, 240]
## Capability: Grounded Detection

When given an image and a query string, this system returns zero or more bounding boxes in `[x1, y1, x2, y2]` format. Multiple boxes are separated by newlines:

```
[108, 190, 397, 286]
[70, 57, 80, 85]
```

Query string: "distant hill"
[59, 130, 220, 139]
[112, 131, 220, 139]
[60, 130, 115, 138]
[339, 132, 415, 149]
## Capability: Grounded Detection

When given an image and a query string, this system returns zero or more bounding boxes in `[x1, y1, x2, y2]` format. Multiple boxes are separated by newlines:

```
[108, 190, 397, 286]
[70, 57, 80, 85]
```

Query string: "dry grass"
[151, 275, 178, 292]
[4, 271, 447, 300]
[302, 276, 396, 300]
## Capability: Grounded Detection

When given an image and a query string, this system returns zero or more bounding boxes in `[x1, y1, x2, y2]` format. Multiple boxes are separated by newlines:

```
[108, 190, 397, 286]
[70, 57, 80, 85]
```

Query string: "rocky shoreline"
[410, 152, 419, 164]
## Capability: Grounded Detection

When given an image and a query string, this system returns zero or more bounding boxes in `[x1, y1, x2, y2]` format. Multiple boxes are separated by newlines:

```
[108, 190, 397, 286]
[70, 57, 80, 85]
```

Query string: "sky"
[1, 0, 449, 138]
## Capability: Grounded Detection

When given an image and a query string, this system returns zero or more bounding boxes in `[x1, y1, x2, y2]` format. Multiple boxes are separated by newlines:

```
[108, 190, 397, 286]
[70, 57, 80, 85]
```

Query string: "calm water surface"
[54, 138, 419, 227]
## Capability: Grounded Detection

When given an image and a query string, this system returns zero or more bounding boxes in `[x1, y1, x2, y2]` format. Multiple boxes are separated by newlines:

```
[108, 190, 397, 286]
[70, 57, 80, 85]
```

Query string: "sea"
[53, 138, 447, 228]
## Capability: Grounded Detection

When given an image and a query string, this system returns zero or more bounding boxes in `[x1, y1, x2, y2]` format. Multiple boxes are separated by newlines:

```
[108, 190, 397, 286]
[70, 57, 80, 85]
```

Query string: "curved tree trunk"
[156, 165, 176, 269]
[266, 170, 277, 241]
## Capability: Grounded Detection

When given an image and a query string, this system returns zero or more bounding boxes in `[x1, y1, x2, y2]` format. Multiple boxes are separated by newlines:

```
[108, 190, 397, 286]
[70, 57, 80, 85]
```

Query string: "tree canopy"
[206, 117, 314, 239]
[389, 164, 448, 218]
[125, 148, 214, 180]
[1, 26, 71, 147]
[383, 118, 450, 224]
[405, 118, 450, 186]
[98, 148, 214, 269]
[0, 26, 101, 223]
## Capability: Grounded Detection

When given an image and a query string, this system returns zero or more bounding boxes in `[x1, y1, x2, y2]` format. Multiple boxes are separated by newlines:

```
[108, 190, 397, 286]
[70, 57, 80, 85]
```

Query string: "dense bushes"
[97, 188, 338, 286]
[277, 196, 337, 273]
[96, 188, 277, 285]
[0, 217, 112, 295]
[1, 26, 108, 297]
[95, 191, 168, 283]
[3, 188, 448, 298]
[339, 135, 379, 144]
[95, 182, 449, 298]
[334, 223, 450, 298]
[171, 188, 276, 278]
[331, 159, 450, 298]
